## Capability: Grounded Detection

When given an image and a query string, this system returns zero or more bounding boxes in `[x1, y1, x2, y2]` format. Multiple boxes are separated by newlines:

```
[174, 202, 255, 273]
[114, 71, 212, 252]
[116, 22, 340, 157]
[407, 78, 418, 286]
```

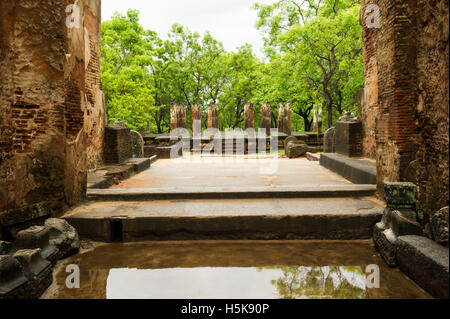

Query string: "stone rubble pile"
[0, 214, 80, 299]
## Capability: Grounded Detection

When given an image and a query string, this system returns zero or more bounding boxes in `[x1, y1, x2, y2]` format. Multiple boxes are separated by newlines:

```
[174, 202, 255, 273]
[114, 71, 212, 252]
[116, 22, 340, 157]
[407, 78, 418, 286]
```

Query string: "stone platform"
[320, 153, 376, 184]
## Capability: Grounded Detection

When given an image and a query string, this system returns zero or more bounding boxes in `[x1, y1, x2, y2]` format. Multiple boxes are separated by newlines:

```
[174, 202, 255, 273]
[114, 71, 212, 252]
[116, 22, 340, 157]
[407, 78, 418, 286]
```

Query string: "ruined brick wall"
[361, 0, 449, 213]
[359, 1, 378, 159]
[84, 0, 106, 169]
[0, 0, 104, 220]
[413, 0, 449, 213]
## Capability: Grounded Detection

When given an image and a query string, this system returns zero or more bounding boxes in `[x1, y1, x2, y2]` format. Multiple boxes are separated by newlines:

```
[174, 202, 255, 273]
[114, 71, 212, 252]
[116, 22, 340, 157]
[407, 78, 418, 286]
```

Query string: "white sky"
[101, 0, 275, 58]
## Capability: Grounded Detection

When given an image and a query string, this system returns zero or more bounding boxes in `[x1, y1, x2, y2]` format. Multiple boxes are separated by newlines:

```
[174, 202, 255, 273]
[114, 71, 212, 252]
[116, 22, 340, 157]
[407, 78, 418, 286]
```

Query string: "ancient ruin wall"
[413, 0, 449, 213]
[359, 1, 378, 159]
[361, 0, 449, 213]
[0, 0, 105, 218]
[84, 0, 106, 169]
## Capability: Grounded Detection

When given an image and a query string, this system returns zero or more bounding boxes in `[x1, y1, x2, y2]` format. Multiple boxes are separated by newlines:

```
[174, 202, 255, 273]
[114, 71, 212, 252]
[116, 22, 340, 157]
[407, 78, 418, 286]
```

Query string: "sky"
[101, 0, 274, 58]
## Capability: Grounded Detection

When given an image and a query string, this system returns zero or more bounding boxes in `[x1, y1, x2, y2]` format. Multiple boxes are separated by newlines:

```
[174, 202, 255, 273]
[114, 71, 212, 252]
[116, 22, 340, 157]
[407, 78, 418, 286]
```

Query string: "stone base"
[396, 235, 449, 299]
[320, 153, 376, 184]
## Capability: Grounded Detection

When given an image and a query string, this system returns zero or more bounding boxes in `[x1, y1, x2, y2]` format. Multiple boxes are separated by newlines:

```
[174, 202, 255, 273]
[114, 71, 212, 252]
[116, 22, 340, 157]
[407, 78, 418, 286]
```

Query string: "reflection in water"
[266, 266, 365, 299]
[106, 266, 365, 299]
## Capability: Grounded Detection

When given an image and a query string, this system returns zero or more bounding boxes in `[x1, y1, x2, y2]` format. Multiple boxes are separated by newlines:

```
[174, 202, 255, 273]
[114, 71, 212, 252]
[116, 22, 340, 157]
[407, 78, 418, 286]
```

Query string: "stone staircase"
[64, 184, 382, 242]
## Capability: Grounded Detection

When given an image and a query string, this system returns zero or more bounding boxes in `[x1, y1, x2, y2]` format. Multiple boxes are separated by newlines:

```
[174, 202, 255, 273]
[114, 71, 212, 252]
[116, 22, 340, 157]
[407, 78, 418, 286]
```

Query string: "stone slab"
[396, 235, 449, 299]
[64, 198, 383, 242]
[320, 153, 376, 185]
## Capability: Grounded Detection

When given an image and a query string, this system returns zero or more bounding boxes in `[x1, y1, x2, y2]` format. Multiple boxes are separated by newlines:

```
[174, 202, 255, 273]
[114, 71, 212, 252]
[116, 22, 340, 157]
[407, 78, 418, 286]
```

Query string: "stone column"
[170, 105, 186, 132]
[277, 103, 291, 135]
[244, 103, 255, 130]
[313, 107, 323, 134]
[260, 103, 272, 135]
[191, 104, 202, 136]
[207, 104, 219, 129]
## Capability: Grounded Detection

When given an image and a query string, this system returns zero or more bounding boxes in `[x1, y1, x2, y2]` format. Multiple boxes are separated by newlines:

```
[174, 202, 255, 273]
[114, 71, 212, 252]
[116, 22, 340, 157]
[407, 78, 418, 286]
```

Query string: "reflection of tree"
[270, 266, 365, 299]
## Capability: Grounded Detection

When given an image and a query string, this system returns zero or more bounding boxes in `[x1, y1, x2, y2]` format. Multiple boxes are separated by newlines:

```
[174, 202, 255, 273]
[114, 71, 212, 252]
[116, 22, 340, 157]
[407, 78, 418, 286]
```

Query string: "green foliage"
[101, 2, 364, 133]
[253, 0, 364, 129]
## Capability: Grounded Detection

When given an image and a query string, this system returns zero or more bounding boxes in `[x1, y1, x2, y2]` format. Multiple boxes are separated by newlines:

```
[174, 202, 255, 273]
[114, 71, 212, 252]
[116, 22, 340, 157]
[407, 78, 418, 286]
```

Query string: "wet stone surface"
[43, 240, 432, 299]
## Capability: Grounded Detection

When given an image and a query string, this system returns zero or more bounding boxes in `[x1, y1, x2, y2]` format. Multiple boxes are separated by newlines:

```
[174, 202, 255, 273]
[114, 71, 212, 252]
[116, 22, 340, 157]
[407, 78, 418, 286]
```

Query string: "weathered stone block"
[260, 103, 272, 135]
[373, 222, 397, 267]
[384, 182, 417, 208]
[430, 207, 449, 246]
[207, 104, 219, 129]
[396, 235, 449, 299]
[0, 203, 51, 228]
[335, 113, 362, 157]
[324, 127, 335, 153]
[0, 255, 28, 299]
[45, 218, 80, 260]
[130, 130, 144, 158]
[12, 249, 53, 299]
[157, 145, 183, 159]
[104, 124, 133, 164]
[13, 249, 51, 280]
[170, 105, 187, 131]
[286, 144, 308, 159]
[14, 226, 57, 261]
[390, 209, 423, 237]
[191, 104, 202, 136]
[244, 103, 254, 130]
[277, 103, 291, 135]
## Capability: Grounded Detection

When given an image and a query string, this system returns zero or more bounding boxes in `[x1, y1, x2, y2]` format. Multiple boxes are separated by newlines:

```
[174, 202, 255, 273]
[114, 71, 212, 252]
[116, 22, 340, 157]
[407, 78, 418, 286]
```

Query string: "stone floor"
[110, 157, 353, 189]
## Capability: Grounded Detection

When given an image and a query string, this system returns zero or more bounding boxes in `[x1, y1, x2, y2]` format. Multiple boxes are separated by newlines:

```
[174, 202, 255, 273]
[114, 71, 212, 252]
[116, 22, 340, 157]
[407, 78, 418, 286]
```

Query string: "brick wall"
[0, 0, 105, 219]
[360, 0, 449, 213]
[359, 1, 378, 159]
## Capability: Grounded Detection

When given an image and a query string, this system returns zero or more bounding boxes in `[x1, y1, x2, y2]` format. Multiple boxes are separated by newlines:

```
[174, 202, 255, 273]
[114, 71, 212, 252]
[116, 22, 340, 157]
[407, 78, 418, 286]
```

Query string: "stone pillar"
[260, 103, 272, 135]
[170, 105, 186, 132]
[277, 103, 291, 135]
[324, 127, 336, 153]
[244, 103, 254, 130]
[191, 104, 202, 136]
[0, 0, 104, 214]
[207, 104, 219, 129]
[313, 108, 323, 134]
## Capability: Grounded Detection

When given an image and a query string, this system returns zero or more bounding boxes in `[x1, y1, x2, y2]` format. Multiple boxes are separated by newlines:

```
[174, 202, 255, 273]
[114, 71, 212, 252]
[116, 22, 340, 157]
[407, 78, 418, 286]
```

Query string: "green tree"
[254, 0, 364, 129]
[101, 10, 159, 132]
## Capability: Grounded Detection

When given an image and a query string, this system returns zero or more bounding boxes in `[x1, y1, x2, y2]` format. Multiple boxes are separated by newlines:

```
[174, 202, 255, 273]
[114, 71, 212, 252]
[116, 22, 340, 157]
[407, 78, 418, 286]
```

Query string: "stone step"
[63, 198, 383, 242]
[87, 158, 151, 189]
[320, 153, 377, 184]
[87, 184, 377, 201]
